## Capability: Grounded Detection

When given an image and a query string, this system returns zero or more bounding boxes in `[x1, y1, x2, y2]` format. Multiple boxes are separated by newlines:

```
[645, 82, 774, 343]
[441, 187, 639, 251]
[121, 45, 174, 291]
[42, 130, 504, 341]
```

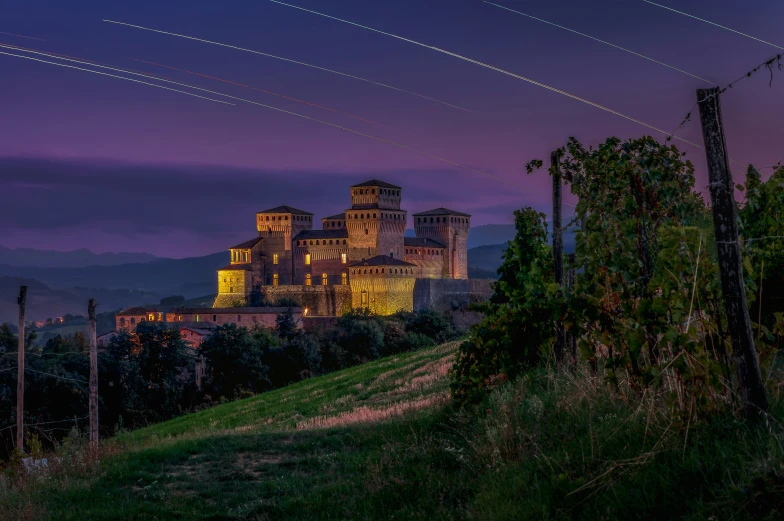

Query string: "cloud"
[0, 155, 547, 256]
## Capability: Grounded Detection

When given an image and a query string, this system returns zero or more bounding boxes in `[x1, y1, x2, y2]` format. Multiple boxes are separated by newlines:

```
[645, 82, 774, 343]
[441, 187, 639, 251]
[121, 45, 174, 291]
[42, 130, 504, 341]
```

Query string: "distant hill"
[468, 243, 506, 277]
[0, 276, 160, 325]
[0, 246, 159, 268]
[0, 252, 225, 297]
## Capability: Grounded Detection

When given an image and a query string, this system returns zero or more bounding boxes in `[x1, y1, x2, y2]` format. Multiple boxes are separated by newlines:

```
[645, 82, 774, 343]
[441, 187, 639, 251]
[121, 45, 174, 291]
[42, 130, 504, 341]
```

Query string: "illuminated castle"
[213, 180, 471, 315]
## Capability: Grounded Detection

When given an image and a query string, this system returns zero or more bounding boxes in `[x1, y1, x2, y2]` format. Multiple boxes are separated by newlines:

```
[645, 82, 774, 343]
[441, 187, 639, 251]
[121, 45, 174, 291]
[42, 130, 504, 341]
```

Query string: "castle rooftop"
[294, 229, 349, 240]
[413, 207, 471, 217]
[323, 212, 346, 220]
[349, 255, 415, 267]
[217, 263, 254, 271]
[229, 237, 264, 249]
[404, 237, 446, 248]
[257, 205, 312, 215]
[350, 179, 401, 189]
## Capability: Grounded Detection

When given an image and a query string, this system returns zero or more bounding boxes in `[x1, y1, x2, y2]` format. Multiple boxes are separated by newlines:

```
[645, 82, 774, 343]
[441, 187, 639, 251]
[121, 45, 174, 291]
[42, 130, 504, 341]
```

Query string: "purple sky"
[1, 0, 782, 257]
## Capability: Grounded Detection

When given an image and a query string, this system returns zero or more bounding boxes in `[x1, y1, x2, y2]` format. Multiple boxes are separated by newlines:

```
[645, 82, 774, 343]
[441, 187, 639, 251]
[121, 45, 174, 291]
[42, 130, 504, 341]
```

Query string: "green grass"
[3, 342, 784, 520]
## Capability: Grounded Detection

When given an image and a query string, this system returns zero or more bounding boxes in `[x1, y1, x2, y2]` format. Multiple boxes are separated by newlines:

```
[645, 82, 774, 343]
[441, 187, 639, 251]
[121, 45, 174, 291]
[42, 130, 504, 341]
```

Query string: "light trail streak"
[102, 19, 474, 113]
[484, 1, 714, 84]
[0, 49, 234, 105]
[642, 1, 784, 51]
[129, 57, 384, 126]
[0, 31, 46, 41]
[1, 44, 511, 186]
[266, 0, 703, 150]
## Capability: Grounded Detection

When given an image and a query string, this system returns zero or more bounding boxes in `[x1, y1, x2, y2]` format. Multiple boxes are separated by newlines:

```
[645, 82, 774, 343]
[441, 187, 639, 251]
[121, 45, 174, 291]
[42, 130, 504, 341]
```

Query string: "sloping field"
[8, 343, 460, 520]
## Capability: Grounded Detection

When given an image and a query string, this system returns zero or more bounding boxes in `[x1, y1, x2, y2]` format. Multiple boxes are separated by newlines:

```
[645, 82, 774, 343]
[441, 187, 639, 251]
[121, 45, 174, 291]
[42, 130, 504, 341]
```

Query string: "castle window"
[223, 278, 227, 282]
[373, 213, 376, 218]
[213, 315, 217, 322]
[178, 315, 182, 321]
[341, 253, 347, 264]
[430, 217, 434, 223]
[266, 216, 270, 221]
[360, 213, 364, 219]
[372, 189, 375, 194]
[273, 254, 278, 264]
[329, 240, 333, 245]
[381, 268, 385, 273]
[273, 274, 279, 287]
[305, 274, 312, 286]
[120, 317, 126, 327]
[354, 214, 358, 219]
[364, 269, 367, 274]
[230, 287, 234, 293]
[305, 254, 311, 265]
[148, 313, 155, 321]
[322, 273, 328, 286]
[285, 215, 289, 220]
[130, 317, 136, 324]
[365, 229, 368, 235]
[343, 240, 346, 245]
[316, 240, 320, 245]
[243, 251, 248, 262]
[361, 290, 368, 306]
[272, 216, 276, 221]
[195, 315, 199, 322]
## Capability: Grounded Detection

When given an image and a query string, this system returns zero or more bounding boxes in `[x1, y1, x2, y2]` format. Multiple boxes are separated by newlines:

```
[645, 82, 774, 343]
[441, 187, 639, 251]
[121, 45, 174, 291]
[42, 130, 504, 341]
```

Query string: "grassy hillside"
[4, 342, 784, 520]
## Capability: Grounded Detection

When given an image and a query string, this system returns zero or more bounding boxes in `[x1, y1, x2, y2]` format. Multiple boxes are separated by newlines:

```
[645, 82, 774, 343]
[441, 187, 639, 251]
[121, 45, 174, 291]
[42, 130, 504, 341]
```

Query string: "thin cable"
[102, 19, 473, 113]
[25, 368, 88, 384]
[642, 1, 784, 51]
[267, 0, 702, 149]
[3, 44, 511, 185]
[0, 50, 235, 105]
[484, 1, 714, 84]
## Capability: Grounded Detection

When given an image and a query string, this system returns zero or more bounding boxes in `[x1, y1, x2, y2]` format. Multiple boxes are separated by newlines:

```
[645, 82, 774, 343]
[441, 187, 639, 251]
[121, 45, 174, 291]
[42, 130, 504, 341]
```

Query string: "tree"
[452, 208, 557, 403]
[200, 325, 273, 400]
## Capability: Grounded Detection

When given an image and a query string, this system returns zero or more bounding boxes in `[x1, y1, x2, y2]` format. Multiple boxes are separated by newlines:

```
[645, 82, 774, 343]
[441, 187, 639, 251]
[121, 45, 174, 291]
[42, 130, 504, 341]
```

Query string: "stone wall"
[258, 285, 353, 316]
[413, 278, 494, 313]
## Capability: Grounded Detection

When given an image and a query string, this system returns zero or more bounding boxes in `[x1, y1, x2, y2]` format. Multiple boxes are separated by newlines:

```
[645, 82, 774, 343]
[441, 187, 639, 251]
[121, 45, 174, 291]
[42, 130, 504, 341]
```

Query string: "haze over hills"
[0, 246, 158, 268]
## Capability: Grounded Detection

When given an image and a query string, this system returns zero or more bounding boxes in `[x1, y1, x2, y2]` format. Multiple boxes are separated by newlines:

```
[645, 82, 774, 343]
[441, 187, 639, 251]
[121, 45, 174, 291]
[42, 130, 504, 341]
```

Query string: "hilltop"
[5, 341, 783, 520]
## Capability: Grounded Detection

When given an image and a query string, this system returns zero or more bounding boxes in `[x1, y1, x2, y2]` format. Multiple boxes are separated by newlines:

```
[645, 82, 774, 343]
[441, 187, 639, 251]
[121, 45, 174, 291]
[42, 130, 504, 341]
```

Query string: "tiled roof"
[171, 307, 303, 314]
[294, 229, 349, 240]
[257, 205, 312, 215]
[349, 255, 415, 267]
[322, 213, 346, 220]
[413, 207, 471, 217]
[229, 237, 263, 249]
[116, 307, 159, 316]
[217, 263, 254, 271]
[351, 179, 401, 189]
[404, 237, 446, 248]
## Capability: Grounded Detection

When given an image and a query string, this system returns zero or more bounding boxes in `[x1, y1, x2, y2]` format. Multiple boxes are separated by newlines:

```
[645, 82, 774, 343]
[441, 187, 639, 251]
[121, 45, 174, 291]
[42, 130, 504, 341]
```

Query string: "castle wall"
[258, 285, 353, 316]
[413, 278, 493, 312]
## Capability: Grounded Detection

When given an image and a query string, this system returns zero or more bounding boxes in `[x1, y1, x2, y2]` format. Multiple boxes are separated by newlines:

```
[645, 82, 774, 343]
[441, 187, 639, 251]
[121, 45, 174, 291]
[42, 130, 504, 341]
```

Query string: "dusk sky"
[1, 0, 782, 258]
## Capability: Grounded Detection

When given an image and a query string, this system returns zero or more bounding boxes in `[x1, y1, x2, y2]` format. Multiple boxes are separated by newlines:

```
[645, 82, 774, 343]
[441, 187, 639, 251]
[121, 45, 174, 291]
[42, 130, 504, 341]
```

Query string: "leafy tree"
[200, 325, 273, 400]
[452, 208, 557, 403]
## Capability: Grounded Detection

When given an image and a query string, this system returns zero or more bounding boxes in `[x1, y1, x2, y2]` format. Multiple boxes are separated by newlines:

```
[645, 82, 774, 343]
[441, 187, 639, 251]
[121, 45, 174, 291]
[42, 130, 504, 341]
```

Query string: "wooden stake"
[551, 150, 565, 364]
[566, 253, 577, 367]
[16, 286, 27, 452]
[88, 298, 99, 449]
[697, 87, 768, 419]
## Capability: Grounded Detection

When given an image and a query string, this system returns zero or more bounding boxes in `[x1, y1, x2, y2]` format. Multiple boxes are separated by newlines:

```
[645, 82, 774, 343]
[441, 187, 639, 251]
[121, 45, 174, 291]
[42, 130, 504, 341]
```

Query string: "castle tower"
[256, 205, 313, 285]
[412, 208, 470, 279]
[345, 180, 406, 262]
[348, 255, 417, 314]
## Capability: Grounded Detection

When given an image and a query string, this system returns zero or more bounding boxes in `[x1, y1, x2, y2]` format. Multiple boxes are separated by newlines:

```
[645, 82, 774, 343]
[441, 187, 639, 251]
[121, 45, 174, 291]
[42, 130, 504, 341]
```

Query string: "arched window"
[329, 240, 333, 245]
[361, 213, 364, 219]
[309, 240, 313, 245]
[372, 189, 375, 194]
[119, 317, 126, 327]
[381, 268, 385, 273]
[430, 217, 434, 223]
[354, 213, 358, 219]
[373, 213, 376, 218]
[273, 274, 279, 287]
[316, 240, 320, 245]
[365, 229, 369, 235]
[322, 273, 328, 285]
[341, 273, 347, 285]
[131, 317, 136, 324]
[343, 240, 347, 245]
[363, 269, 367, 274]
[305, 274, 312, 286]
[265, 215, 270, 221]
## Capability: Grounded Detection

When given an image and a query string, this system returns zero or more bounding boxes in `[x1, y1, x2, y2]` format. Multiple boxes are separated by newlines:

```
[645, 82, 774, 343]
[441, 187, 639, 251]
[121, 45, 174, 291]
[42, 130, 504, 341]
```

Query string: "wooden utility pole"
[88, 299, 99, 449]
[551, 150, 565, 364]
[566, 253, 577, 366]
[16, 286, 27, 452]
[697, 87, 768, 419]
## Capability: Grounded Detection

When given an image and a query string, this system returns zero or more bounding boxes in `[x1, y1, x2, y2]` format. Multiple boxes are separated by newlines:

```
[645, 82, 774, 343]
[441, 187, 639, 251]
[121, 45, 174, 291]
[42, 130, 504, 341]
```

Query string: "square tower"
[256, 205, 313, 285]
[413, 208, 470, 279]
[345, 180, 406, 262]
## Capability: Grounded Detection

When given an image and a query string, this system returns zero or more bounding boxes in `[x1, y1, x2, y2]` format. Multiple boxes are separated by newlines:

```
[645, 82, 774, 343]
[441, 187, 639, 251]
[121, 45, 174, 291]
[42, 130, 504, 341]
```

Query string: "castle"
[212, 179, 472, 315]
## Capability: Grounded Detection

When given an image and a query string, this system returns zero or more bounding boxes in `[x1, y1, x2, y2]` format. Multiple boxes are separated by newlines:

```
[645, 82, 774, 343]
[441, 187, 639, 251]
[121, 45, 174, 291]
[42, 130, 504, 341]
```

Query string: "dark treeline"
[0, 308, 458, 459]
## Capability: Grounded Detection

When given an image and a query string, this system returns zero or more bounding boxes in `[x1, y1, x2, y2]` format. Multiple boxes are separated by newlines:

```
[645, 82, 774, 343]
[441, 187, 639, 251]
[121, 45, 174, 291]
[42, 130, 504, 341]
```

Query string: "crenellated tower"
[412, 208, 470, 279]
[256, 205, 313, 285]
[345, 180, 406, 262]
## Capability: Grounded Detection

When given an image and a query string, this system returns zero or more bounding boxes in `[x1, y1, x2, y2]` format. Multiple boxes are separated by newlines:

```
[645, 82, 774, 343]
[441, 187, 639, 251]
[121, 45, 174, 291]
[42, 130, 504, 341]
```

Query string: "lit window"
[342, 273, 347, 285]
[305, 274, 312, 286]
[322, 273, 328, 286]
[148, 314, 155, 321]
[273, 273, 279, 287]
[195, 315, 199, 322]
[341, 253, 347, 264]
[177, 315, 182, 321]
[305, 254, 311, 265]
[273, 253, 279, 265]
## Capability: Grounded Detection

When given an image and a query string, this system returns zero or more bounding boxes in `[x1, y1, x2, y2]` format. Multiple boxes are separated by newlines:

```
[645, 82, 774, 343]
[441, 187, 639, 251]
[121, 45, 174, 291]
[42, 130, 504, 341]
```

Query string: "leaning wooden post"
[551, 150, 565, 364]
[697, 87, 768, 419]
[566, 253, 577, 366]
[16, 286, 27, 452]
[88, 299, 99, 449]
